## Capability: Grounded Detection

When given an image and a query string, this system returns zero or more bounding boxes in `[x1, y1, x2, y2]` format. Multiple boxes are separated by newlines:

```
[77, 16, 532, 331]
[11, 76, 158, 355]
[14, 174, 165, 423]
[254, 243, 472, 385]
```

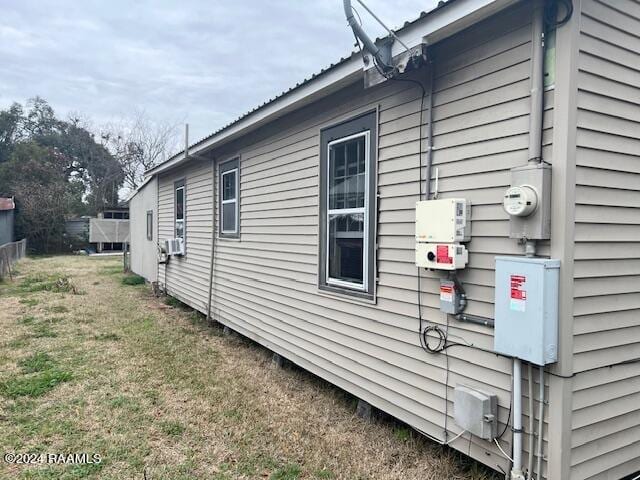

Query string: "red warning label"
[440, 285, 454, 302]
[510, 275, 527, 299]
[510, 274, 526, 312]
[436, 244, 452, 264]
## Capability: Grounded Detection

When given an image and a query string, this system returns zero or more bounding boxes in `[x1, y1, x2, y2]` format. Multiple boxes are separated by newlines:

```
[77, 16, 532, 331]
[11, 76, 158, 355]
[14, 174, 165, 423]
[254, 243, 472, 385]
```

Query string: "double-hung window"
[319, 111, 376, 298]
[219, 158, 240, 238]
[175, 180, 185, 240]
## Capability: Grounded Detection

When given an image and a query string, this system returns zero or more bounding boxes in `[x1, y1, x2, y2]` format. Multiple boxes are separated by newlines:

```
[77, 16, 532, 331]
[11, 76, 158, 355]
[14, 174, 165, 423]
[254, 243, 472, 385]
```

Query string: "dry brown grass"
[0, 255, 499, 480]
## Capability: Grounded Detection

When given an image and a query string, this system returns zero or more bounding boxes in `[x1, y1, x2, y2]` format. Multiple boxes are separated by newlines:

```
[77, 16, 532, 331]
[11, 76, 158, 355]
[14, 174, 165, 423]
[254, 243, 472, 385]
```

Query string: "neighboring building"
[64, 217, 90, 249]
[130, 1, 640, 479]
[128, 177, 158, 281]
[89, 207, 130, 252]
[0, 197, 15, 246]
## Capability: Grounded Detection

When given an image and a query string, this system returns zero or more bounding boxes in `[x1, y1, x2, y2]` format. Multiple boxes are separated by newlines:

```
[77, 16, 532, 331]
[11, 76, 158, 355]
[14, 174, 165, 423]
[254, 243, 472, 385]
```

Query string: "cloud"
[0, 0, 437, 148]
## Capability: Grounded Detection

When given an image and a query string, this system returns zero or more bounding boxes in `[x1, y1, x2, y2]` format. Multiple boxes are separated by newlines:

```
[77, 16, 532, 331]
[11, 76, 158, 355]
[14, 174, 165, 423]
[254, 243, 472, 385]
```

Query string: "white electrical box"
[416, 243, 468, 270]
[416, 198, 471, 243]
[454, 385, 498, 440]
[494, 256, 560, 365]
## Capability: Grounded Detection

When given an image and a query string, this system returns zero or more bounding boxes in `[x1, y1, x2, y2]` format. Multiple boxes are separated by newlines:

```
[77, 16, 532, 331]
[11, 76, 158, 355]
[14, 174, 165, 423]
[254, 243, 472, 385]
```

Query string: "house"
[0, 197, 15, 246]
[130, 1, 640, 479]
[89, 207, 130, 252]
[128, 177, 158, 282]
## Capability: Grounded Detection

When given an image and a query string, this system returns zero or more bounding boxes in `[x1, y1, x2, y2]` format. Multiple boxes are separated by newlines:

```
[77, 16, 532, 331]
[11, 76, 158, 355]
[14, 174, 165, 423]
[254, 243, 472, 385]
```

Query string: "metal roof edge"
[146, 0, 517, 177]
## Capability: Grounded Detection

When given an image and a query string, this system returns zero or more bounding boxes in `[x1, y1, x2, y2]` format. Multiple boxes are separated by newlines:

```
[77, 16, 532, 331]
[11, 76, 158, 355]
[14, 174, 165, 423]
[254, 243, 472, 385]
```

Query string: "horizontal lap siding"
[205, 3, 543, 474]
[570, 1, 640, 479]
[158, 159, 214, 313]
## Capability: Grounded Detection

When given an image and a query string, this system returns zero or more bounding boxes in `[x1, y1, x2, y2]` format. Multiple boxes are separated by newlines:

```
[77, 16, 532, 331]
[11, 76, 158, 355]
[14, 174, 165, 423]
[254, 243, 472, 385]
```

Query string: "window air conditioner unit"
[165, 238, 184, 256]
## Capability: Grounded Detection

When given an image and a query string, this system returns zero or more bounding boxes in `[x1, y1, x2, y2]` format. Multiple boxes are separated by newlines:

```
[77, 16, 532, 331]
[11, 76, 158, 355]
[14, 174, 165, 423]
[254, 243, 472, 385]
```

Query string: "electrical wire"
[444, 429, 467, 446]
[494, 438, 514, 463]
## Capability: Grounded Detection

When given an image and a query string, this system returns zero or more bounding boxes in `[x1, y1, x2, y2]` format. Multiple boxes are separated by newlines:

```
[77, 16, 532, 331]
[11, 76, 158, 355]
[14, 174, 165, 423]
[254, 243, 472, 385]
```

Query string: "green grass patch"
[7, 337, 29, 349]
[17, 274, 79, 294]
[271, 463, 302, 480]
[393, 426, 411, 442]
[159, 420, 186, 437]
[1, 368, 72, 398]
[19, 298, 39, 307]
[19, 352, 55, 373]
[121, 274, 145, 286]
[31, 323, 57, 338]
[164, 296, 183, 308]
[98, 265, 123, 276]
[17, 315, 37, 325]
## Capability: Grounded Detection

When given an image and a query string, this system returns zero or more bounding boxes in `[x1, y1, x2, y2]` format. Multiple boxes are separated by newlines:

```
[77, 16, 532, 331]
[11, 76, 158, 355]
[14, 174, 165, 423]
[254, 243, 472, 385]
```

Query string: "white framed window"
[319, 111, 377, 299]
[326, 131, 369, 291]
[175, 181, 185, 240]
[219, 158, 240, 238]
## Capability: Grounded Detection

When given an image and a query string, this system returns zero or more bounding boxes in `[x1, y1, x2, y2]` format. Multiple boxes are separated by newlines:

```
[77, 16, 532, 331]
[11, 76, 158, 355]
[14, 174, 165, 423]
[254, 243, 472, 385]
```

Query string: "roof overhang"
[147, 0, 518, 177]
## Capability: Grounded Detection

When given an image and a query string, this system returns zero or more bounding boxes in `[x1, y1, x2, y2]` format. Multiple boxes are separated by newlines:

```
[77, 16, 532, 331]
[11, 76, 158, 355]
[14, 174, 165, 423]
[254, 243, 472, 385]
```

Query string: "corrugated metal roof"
[0, 197, 15, 211]
[153, 0, 455, 171]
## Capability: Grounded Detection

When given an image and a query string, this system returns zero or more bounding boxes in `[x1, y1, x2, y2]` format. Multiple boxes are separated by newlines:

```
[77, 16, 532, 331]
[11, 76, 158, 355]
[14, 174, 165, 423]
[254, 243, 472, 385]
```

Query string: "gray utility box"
[494, 256, 560, 365]
[508, 163, 551, 240]
[453, 385, 498, 440]
[440, 279, 463, 314]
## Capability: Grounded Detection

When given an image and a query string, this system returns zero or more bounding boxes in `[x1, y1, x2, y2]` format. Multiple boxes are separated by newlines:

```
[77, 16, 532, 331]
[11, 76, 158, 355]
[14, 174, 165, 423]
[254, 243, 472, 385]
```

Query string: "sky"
[1, 0, 438, 148]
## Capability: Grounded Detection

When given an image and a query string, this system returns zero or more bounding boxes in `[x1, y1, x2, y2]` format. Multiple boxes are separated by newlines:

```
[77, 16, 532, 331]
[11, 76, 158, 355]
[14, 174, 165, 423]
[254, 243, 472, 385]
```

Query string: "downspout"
[206, 159, 216, 323]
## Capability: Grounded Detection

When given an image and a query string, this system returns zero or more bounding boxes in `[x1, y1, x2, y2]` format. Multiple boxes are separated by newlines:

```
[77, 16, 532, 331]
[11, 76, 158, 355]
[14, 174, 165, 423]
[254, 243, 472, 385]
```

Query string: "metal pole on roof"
[185, 124, 189, 158]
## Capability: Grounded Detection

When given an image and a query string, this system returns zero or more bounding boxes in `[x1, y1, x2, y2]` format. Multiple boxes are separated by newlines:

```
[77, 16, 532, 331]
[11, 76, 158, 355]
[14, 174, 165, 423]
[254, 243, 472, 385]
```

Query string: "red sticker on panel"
[509, 274, 527, 312]
[436, 244, 452, 264]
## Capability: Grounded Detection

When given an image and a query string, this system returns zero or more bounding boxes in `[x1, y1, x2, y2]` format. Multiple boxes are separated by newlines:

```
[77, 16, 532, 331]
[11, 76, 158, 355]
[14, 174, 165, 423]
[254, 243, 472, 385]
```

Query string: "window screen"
[146, 210, 153, 241]
[175, 181, 185, 240]
[219, 158, 240, 238]
[319, 111, 376, 298]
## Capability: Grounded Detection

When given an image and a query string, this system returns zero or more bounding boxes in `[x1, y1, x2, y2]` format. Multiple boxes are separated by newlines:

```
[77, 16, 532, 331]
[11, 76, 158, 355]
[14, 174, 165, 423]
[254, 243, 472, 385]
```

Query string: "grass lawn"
[0, 256, 499, 480]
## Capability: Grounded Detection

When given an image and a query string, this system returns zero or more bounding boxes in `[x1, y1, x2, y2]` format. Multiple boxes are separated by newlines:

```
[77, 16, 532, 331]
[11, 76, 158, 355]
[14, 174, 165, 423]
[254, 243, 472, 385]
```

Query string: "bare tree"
[101, 111, 180, 193]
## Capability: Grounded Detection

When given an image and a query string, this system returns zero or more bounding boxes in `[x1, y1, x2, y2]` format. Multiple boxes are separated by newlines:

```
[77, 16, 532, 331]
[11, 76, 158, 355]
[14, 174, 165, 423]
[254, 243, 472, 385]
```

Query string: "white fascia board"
[148, 0, 516, 177]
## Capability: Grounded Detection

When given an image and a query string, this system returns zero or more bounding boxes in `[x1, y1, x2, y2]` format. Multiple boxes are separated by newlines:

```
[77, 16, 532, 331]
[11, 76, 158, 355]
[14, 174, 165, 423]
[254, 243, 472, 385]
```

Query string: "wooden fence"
[0, 239, 27, 281]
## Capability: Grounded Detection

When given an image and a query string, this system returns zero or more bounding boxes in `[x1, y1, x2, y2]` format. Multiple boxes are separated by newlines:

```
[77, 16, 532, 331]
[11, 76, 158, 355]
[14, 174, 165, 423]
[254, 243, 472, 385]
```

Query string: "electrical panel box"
[416, 243, 468, 270]
[440, 279, 463, 314]
[416, 198, 471, 243]
[494, 256, 560, 365]
[453, 385, 498, 440]
[505, 163, 551, 240]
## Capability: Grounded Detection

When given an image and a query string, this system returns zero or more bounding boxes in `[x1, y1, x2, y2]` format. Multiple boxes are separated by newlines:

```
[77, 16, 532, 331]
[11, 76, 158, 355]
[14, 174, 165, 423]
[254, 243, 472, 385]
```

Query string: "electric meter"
[503, 185, 538, 217]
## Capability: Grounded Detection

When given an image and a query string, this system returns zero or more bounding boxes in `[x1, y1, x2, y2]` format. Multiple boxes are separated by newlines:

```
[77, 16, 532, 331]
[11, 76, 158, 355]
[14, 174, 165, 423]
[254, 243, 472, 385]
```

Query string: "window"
[175, 180, 185, 240]
[219, 158, 239, 238]
[146, 210, 153, 241]
[319, 111, 377, 298]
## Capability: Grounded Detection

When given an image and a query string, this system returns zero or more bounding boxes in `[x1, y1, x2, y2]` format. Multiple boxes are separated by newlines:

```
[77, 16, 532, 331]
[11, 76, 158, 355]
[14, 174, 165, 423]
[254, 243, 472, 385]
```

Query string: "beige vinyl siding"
[158, 158, 214, 313]
[570, 1, 640, 479]
[182, 3, 547, 474]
